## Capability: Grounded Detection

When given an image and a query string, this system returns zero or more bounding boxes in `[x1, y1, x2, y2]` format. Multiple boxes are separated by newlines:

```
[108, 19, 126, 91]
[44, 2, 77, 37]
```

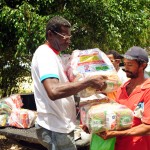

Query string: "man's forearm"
[107, 123, 150, 138]
[51, 79, 92, 99]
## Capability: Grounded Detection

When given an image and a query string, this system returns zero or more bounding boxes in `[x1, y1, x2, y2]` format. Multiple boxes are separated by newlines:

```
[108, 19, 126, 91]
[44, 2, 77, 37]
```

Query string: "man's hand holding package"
[97, 131, 116, 140]
[88, 75, 107, 91]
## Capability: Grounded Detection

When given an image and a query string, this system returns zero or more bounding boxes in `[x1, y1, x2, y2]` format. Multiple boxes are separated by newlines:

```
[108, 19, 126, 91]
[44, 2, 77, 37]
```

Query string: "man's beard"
[123, 69, 138, 78]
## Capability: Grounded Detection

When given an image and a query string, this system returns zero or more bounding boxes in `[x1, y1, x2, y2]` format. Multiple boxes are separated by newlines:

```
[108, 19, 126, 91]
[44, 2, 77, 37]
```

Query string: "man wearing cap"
[99, 46, 150, 150]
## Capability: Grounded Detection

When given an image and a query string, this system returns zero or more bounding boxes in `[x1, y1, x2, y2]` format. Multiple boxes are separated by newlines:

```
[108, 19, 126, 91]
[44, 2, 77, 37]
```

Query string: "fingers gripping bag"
[66, 48, 121, 97]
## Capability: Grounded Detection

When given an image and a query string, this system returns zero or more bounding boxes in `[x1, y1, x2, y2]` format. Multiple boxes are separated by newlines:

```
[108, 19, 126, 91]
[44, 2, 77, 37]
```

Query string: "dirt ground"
[0, 135, 89, 150]
[0, 135, 23, 150]
[0, 135, 42, 150]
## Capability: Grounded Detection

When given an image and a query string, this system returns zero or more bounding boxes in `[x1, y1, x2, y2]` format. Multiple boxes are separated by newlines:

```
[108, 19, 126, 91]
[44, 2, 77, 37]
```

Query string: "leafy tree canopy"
[0, 0, 149, 97]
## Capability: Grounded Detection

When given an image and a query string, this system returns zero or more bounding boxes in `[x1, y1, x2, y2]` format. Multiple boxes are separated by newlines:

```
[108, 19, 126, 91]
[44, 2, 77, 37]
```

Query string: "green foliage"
[0, 0, 149, 97]
[66, 0, 150, 51]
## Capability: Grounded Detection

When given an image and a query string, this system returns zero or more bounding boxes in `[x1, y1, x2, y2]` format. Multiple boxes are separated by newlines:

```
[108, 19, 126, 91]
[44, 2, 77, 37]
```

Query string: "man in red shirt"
[99, 46, 150, 150]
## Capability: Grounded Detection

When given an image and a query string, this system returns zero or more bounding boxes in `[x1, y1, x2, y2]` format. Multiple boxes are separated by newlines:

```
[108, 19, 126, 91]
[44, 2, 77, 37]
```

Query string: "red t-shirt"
[115, 79, 150, 150]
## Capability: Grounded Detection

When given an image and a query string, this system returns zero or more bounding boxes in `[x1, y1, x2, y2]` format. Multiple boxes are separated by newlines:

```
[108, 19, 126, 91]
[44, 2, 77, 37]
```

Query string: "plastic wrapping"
[0, 103, 12, 115]
[80, 102, 134, 133]
[66, 48, 121, 97]
[1, 94, 23, 109]
[8, 108, 37, 128]
[0, 102, 12, 127]
[0, 94, 37, 128]
[0, 114, 9, 127]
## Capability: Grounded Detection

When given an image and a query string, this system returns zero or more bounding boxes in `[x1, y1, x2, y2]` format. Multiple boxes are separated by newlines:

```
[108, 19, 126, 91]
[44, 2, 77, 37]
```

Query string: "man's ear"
[116, 59, 121, 64]
[142, 62, 148, 70]
[48, 30, 53, 39]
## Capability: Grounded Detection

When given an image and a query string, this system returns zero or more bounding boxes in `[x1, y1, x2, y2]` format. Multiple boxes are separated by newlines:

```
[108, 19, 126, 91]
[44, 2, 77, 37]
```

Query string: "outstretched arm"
[98, 123, 150, 140]
[42, 75, 107, 100]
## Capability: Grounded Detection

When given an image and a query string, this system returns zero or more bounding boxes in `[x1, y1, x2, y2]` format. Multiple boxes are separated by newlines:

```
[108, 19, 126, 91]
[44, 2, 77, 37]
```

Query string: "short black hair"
[46, 16, 71, 40]
[106, 50, 123, 59]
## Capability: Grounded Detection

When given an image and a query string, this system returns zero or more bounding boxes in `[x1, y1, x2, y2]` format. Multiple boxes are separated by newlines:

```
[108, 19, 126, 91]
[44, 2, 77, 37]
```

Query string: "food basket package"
[66, 48, 122, 97]
[80, 102, 134, 133]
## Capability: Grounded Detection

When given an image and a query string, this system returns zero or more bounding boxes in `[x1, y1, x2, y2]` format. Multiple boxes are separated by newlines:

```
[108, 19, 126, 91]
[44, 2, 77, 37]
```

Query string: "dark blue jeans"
[35, 124, 77, 150]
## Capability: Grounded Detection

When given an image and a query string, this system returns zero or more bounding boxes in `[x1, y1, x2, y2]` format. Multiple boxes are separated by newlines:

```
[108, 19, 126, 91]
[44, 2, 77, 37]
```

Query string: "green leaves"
[0, 0, 149, 97]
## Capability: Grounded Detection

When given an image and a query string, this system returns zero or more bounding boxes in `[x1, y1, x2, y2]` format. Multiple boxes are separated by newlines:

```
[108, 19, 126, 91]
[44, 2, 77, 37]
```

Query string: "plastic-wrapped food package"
[0, 94, 37, 128]
[66, 48, 121, 97]
[0, 114, 9, 127]
[80, 102, 94, 127]
[1, 94, 23, 109]
[105, 110, 116, 131]
[80, 102, 134, 133]
[80, 98, 109, 130]
[88, 106, 106, 133]
[0, 102, 12, 127]
[0, 103, 12, 115]
[60, 54, 71, 72]
[8, 108, 37, 128]
[115, 107, 133, 130]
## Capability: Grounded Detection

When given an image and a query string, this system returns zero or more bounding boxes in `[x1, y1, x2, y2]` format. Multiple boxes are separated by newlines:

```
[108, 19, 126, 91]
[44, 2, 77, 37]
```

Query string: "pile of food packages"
[64, 48, 122, 98]
[0, 94, 37, 128]
[61, 48, 134, 134]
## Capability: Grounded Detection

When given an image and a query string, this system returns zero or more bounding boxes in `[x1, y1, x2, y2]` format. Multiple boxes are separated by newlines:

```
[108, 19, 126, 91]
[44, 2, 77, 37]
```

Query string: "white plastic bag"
[66, 48, 121, 97]
[87, 103, 134, 133]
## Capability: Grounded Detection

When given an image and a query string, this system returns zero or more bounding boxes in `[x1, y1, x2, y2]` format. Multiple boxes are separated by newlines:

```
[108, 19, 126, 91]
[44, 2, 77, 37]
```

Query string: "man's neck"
[45, 41, 59, 55]
[130, 78, 146, 86]
[126, 76, 147, 95]
[116, 66, 120, 72]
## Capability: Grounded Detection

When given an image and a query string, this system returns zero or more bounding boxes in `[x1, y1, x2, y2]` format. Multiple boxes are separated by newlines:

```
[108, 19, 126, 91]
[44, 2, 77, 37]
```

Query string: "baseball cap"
[124, 46, 148, 63]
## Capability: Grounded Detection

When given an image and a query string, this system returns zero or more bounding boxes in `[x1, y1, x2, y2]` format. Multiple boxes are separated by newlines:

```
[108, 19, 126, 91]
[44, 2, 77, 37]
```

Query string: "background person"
[99, 46, 150, 150]
[106, 50, 128, 100]
[31, 16, 107, 150]
[106, 50, 128, 84]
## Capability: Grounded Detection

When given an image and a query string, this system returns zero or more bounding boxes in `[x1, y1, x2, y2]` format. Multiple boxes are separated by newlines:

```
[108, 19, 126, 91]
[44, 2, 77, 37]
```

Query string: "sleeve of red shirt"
[142, 89, 150, 125]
